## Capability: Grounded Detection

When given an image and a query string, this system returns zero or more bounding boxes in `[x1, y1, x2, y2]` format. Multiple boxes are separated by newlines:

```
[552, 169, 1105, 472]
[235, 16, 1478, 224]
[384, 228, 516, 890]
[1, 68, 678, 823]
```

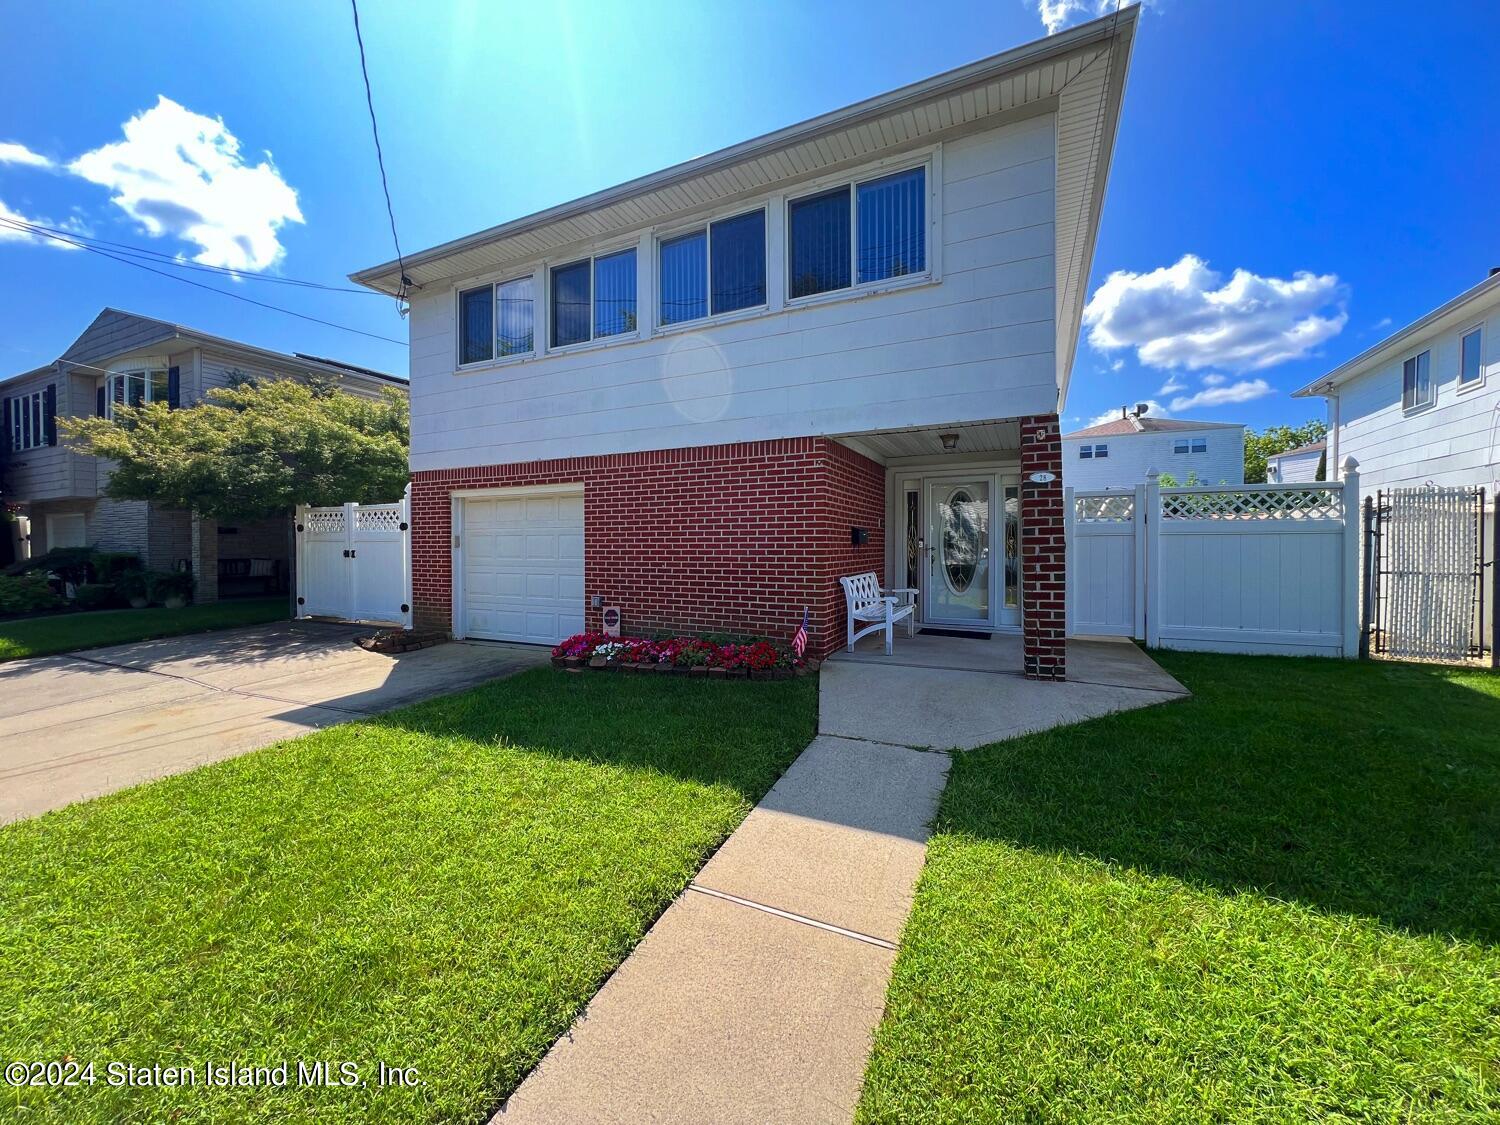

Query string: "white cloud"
[1158, 375, 1186, 395]
[69, 96, 303, 271]
[1087, 399, 1170, 428]
[1169, 378, 1274, 412]
[0, 199, 79, 250]
[0, 142, 54, 169]
[1083, 254, 1347, 373]
[1201, 373, 1226, 386]
[1109, 358, 1124, 372]
[1037, 0, 1116, 35]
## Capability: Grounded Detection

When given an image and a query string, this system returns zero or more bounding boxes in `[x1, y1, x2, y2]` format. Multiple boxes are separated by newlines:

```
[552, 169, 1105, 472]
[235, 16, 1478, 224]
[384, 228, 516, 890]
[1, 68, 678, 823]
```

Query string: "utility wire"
[349, 0, 410, 304]
[2, 218, 407, 346]
[0, 215, 380, 295]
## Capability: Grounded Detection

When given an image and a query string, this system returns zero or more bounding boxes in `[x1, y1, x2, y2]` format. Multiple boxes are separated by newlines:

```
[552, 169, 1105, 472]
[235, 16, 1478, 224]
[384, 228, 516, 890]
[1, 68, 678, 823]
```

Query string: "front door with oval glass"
[925, 479, 992, 626]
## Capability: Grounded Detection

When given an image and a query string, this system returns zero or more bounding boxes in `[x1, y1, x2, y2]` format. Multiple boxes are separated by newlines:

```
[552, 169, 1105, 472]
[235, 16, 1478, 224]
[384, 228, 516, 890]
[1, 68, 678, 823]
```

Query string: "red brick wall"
[409, 437, 885, 657]
[1019, 413, 1066, 679]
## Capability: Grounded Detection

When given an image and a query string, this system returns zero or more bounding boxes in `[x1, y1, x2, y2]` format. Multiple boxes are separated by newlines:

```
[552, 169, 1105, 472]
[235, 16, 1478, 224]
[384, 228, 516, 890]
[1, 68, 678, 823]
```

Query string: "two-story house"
[1064, 408, 1245, 489]
[1294, 269, 1499, 500]
[1, 308, 406, 600]
[351, 8, 1139, 679]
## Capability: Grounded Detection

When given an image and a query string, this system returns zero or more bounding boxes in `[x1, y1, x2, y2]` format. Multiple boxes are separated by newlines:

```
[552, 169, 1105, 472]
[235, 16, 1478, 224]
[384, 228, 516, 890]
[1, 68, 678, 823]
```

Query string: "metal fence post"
[1340, 457, 1360, 659]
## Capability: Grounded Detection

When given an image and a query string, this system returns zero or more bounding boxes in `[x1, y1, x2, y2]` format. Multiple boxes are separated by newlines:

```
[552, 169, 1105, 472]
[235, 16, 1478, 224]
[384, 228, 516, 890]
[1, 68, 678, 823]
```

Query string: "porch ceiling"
[835, 421, 1021, 463]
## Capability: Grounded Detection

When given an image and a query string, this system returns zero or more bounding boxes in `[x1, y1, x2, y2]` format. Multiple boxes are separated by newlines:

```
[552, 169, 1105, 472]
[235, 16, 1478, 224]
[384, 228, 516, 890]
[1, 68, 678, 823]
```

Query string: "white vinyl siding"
[407, 115, 1056, 471]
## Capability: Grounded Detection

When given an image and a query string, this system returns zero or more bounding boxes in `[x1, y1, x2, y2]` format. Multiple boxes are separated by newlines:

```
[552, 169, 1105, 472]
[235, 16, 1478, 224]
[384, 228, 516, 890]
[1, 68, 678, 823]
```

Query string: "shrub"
[72, 583, 116, 611]
[90, 551, 142, 581]
[0, 573, 64, 615]
[5, 546, 96, 585]
[152, 570, 196, 604]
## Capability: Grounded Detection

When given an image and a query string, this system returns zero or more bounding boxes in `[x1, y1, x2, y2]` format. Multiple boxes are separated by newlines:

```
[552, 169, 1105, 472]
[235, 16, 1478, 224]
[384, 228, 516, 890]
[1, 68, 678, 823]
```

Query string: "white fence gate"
[1066, 461, 1360, 658]
[294, 488, 412, 627]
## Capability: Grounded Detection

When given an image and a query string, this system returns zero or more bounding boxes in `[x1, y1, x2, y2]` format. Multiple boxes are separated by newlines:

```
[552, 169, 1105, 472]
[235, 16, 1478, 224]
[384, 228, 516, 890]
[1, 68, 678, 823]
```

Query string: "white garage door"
[460, 490, 584, 645]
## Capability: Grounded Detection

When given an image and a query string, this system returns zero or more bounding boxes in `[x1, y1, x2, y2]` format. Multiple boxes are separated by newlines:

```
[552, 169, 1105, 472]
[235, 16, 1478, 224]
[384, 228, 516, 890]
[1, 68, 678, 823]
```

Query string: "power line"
[1, 218, 407, 347]
[349, 0, 410, 305]
[0, 215, 380, 295]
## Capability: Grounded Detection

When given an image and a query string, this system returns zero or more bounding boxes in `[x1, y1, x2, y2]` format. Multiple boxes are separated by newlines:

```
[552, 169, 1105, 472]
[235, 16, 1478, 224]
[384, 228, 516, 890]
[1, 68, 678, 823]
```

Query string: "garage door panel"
[461, 489, 584, 645]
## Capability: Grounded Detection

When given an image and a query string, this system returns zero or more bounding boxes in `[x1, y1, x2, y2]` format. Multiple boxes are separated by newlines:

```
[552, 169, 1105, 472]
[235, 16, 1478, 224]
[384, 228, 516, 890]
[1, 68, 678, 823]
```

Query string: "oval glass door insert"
[941, 488, 980, 594]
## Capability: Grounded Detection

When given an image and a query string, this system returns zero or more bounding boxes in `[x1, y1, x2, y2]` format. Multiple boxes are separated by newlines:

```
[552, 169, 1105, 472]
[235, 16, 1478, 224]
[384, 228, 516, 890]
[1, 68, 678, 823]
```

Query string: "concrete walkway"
[0, 621, 546, 824]
[494, 634, 1184, 1124]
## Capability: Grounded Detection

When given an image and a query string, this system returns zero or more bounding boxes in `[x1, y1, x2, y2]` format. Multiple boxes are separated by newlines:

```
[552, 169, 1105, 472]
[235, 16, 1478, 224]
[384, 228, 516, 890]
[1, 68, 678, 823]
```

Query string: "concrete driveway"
[0, 621, 548, 825]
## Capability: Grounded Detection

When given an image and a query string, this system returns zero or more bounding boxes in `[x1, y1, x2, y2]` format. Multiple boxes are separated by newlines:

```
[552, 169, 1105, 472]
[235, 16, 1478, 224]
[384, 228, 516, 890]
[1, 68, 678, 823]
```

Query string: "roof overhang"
[1294, 271, 1500, 398]
[350, 8, 1139, 397]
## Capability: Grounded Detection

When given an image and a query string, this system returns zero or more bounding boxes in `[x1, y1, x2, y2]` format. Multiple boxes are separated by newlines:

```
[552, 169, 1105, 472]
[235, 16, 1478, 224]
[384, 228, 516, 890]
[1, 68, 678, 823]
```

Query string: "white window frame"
[784, 154, 936, 308]
[1094, 442, 1109, 458]
[104, 366, 169, 420]
[456, 273, 540, 370]
[1402, 348, 1435, 413]
[548, 244, 641, 354]
[7, 389, 46, 452]
[1458, 323, 1485, 393]
[654, 206, 770, 331]
[1079, 444, 1093, 459]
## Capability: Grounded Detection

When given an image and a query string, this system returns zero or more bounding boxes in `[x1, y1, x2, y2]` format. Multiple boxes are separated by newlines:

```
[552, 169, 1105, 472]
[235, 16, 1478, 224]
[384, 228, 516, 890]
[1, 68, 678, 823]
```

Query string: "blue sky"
[2, 0, 1496, 433]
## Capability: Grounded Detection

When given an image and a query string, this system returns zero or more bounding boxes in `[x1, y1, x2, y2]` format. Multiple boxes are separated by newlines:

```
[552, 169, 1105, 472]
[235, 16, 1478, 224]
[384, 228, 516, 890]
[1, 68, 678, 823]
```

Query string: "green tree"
[61, 380, 408, 521]
[1243, 419, 1329, 483]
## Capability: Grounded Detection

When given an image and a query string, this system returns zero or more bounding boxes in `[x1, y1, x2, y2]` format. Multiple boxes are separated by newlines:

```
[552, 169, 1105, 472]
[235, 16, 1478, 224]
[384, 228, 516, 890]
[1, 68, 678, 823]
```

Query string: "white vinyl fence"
[294, 487, 412, 627]
[1067, 461, 1360, 658]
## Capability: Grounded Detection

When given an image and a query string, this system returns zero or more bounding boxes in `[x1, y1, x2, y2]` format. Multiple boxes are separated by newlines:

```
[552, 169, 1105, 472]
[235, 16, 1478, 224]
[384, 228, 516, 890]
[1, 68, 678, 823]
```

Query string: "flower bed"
[550, 632, 815, 679]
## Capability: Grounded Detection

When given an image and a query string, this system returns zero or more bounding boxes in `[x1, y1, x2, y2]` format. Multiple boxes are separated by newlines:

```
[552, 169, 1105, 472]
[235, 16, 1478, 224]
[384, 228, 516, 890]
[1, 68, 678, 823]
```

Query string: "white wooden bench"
[839, 571, 918, 655]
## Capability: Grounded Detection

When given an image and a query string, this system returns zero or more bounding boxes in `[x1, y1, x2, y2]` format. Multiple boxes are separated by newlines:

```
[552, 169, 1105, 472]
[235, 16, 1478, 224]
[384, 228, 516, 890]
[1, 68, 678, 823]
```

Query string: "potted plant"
[114, 569, 153, 609]
[153, 570, 194, 610]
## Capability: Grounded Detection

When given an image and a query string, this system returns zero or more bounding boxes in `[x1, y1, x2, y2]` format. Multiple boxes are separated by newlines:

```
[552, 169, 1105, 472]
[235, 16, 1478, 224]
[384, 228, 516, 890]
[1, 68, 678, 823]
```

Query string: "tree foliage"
[1243, 419, 1329, 483]
[61, 380, 408, 521]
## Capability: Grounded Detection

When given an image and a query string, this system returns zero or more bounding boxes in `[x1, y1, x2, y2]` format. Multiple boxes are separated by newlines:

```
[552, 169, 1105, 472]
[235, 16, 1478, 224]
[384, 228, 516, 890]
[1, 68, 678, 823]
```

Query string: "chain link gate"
[1364, 485, 1489, 663]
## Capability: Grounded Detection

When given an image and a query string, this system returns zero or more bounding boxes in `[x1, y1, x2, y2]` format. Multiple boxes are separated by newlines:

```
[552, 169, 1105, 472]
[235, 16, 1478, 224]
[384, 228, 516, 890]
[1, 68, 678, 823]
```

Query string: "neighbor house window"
[1173, 438, 1207, 454]
[789, 165, 927, 299]
[459, 277, 536, 364]
[1402, 350, 1433, 410]
[658, 209, 767, 326]
[1079, 443, 1108, 459]
[6, 389, 47, 451]
[552, 249, 637, 347]
[106, 369, 168, 418]
[1460, 326, 1483, 388]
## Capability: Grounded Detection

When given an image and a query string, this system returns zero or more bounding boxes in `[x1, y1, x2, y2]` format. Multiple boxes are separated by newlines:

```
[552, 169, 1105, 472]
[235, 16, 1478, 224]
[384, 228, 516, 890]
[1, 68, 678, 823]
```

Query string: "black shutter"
[97, 386, 107, 417]
[167, 366, 180, 408]
[2, 397, 10, 454]
[44, 384, 57, 446]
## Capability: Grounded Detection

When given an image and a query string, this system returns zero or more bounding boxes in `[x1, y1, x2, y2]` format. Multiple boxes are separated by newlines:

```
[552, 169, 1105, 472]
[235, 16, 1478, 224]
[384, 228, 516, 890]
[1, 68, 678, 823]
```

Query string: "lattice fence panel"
[1381, 486, 1482, 662]
[1074, 494, 1134, 523]
[1161, 486, 1344, 521]
[356, 506, 403, 533]
[305, 508, 346, 535]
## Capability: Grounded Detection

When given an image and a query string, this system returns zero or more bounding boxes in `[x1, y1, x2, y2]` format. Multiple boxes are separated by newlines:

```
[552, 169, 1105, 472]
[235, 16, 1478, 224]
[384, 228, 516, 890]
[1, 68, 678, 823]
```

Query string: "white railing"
[1066, 461, 1361, 658]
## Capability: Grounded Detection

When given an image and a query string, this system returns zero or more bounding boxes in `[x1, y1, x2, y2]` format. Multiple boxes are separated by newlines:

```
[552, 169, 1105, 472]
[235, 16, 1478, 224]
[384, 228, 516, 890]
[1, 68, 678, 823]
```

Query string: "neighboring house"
[1265, 439, 1325, 483]
[1294, 270, 1500, 500]
[0, 309, 406, 600]
[351, 9, 1139, 678]
[1063, 410, 1246, 489]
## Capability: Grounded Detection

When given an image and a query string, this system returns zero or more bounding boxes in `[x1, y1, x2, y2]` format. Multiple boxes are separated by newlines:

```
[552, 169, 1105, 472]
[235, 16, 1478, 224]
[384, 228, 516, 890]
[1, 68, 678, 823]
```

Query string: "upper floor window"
[551, 248, 638, 348]
[1459, 325, 1484, 389]
[5, 388, 50, 451]
[459, 276, 536, 365]
[789, 166, 926, 299]
[1402, 349, 1433, 411]
[1079, 443, 1108, 459]
[106, 369, 168, 418]
[1173, 438, 1207, 454]
[658, 209, 767, 326]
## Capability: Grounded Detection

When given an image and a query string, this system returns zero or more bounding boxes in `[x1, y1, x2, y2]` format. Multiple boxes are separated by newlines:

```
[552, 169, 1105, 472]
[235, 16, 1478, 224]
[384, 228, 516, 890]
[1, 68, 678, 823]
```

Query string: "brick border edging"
[551, 655, 820, 681]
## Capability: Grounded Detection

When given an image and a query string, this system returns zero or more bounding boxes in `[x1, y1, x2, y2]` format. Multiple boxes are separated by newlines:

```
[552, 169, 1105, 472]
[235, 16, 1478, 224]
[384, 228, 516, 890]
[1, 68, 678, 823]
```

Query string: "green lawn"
[859, 653, 1500, 1123]
[0, 668, 817, 1123]
[0, 597, 287, 661]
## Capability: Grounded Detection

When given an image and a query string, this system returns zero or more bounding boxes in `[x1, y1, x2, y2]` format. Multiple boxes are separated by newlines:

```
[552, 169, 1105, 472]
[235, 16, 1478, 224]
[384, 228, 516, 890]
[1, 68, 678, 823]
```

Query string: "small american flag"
[792, 608, 809, 659]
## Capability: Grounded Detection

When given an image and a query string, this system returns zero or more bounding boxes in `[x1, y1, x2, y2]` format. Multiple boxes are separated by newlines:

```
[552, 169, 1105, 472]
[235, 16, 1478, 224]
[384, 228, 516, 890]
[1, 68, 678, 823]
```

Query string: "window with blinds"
[658, 209, 766, 326]
[789, 165, 926, 299]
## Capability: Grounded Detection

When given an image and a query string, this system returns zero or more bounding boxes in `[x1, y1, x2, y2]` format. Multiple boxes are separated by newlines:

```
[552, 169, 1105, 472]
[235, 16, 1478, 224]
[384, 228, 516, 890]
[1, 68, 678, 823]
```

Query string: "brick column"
[190, 514, 219, 604]
[1019, 413, 1065, 680]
